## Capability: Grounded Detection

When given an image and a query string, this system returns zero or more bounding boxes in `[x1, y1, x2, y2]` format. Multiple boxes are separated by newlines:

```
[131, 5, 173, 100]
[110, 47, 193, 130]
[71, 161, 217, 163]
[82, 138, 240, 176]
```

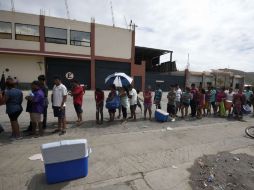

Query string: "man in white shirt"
[51, 76, 67, 135]
[128, 85, 138, 120]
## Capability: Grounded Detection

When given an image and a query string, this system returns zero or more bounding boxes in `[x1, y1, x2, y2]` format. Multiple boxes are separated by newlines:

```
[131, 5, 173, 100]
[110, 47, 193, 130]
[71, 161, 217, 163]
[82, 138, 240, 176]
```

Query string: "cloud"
[0, 0, 253, 72]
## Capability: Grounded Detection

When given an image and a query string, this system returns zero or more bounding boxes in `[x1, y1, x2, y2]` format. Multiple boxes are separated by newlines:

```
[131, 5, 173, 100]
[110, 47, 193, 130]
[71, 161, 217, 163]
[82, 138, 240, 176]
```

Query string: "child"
[180, 87, 192, 118]
[95, 88, 104, 124]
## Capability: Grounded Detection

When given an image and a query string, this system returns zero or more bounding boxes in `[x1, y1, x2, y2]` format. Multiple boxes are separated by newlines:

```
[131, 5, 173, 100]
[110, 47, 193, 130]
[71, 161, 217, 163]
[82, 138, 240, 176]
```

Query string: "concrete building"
[0, 10, 146, 90]
[186, 69, 244, 89]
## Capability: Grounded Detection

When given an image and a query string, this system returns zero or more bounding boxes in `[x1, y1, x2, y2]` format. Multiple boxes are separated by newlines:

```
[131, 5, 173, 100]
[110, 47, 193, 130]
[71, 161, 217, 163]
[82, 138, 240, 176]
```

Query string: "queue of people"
[1, 75, 254, 140]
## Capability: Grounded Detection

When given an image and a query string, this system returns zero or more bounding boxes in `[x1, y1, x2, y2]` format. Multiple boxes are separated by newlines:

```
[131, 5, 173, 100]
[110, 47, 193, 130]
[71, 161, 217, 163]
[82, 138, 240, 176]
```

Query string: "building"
[186, 69, 244, 89]
[0, 10, 147, 90]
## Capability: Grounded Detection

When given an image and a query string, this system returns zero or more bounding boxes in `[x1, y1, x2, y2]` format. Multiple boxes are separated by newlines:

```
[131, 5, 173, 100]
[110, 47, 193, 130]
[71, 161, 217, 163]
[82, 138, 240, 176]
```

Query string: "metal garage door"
[46, 58, 91, 89]
[134, 76, 142, 91]
[95, 60, 131, 89]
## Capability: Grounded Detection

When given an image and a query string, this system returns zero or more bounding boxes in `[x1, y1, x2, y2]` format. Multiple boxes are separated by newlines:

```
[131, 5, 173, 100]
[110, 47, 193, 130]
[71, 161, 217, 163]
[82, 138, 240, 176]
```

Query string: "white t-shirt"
[175, 88, 182, 102]
[226, 91, 234, 102]
[52, 84, 68, 107]
[129, 88, 137, 105]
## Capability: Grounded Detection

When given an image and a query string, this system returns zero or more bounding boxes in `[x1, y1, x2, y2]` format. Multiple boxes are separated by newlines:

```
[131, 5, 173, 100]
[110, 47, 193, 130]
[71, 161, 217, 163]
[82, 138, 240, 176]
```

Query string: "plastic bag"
[219, 101, 226, 117]
[106, 95, 120, 109]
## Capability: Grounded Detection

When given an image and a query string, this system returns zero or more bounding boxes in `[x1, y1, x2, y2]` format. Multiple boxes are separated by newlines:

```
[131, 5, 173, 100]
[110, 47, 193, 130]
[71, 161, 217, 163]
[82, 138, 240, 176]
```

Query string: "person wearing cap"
[25, 81, 45, 137]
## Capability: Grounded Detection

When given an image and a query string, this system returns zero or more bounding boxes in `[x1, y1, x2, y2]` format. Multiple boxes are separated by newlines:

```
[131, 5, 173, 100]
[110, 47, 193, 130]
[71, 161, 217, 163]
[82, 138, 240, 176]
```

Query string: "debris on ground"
[188, 152, 254, 190]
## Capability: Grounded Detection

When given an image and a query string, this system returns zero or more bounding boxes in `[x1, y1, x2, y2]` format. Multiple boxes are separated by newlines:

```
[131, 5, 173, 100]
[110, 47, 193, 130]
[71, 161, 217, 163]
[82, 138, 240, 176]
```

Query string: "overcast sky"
[1, 0, 254, 72]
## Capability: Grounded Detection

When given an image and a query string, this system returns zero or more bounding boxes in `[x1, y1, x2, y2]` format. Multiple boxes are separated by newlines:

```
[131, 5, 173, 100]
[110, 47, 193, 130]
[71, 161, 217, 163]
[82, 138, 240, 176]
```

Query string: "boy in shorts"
[52, 76, 67, 135]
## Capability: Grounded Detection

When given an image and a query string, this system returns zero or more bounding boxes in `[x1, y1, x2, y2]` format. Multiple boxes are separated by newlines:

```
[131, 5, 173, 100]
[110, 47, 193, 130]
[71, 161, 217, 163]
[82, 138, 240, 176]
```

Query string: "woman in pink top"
[143, 86, 152, 120]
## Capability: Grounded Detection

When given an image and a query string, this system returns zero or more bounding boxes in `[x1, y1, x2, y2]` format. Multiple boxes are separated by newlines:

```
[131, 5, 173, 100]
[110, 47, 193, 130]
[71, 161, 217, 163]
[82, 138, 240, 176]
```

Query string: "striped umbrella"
[105, 72, 133, 87]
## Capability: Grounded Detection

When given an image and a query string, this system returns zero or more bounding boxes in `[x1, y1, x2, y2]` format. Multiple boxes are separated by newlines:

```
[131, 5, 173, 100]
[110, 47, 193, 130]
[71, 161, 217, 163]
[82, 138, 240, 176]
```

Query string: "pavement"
[0, 91, 254, 190]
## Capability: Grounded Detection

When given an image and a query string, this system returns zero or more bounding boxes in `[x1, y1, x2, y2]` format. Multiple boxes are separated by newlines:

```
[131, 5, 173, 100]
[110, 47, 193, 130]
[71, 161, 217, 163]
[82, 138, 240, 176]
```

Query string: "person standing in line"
[70, 80, 84, 124]
[116, 87, 122, 119]
[167, 85, 176, 122]
[95, 88, 104, 124]
[51, 76, 67, 135]
[119, 87, 130, 122]
[196, 88, 206, 119]
[233, 87, 245, 120]
[244, 86, 253, 107]
[210, 86, 217, 115]
[4, 78, 23, 140]
[154, 84, 162, 109]
[190, 83, 198, 118]
[180, 87, 192, 118]
[128, 85, 138, 120]
[225, 87, 234, 117]
[38, 75, 49, 129]
[106, 85, 117, 122]
[216, 87, 226, 117]
[25, 81, 45, 137]
[175, 84, 182, 115]
[136, 90, 143, 112]
[204, 87, 212, 116]
[143, 85, 153, 120]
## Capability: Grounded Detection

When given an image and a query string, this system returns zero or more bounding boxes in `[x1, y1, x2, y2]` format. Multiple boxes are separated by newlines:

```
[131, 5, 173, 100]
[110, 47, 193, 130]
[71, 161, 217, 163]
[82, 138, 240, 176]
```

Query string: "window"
[15, 23, 39, 41]
[70, 30, 90, 47]
[0, 21, 12, 39]
[45, 27, 67, 44]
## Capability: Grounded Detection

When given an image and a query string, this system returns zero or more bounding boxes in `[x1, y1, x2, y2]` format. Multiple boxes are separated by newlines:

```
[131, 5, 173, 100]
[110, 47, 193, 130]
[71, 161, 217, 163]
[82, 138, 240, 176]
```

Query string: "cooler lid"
[41, 139, 88, 164]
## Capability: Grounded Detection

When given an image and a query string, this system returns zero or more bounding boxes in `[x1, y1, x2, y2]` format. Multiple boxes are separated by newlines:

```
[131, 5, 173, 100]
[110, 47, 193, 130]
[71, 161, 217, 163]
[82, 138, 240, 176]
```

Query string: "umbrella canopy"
[105, 72, 133, 87]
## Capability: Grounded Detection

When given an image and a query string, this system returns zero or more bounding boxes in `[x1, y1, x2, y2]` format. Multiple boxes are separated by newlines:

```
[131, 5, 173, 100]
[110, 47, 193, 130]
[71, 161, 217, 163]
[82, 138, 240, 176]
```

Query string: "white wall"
[45, 43, 90, 55]
[0, 54, 44, 83]
[44, 16, 91, 55]
[95, 24, 132, 59]
[44, 16, 91, 32]
[0, 10, 40, 51]
[0, 10, 39, 25]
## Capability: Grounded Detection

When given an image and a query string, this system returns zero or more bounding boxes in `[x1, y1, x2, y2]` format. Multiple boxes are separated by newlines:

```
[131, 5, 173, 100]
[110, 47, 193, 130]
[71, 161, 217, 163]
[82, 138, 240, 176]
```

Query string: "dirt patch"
[188, 152, 254, 190]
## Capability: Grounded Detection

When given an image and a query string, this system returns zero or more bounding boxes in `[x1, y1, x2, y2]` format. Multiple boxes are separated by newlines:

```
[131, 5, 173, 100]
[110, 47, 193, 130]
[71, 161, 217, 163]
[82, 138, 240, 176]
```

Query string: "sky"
[0, 0, 254, 72]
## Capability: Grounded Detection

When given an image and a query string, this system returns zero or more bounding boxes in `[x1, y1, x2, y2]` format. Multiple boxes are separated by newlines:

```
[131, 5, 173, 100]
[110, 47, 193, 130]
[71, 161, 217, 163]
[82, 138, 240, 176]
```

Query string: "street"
[0, 91, 254, 190]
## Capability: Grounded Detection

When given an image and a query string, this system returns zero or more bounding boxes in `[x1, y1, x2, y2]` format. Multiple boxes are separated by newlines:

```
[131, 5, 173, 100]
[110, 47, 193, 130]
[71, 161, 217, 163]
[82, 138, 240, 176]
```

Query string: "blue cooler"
[41, 139, 89, 184]
[155, 109, 169, 122]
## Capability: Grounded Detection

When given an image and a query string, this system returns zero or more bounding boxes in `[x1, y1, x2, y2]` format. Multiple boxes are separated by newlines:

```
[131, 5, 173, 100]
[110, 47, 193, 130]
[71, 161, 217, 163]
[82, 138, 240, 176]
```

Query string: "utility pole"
[64, 0, 70, 20]
[110, 1, 115, 27]
[186, 53, 190, 70]
[10, 0, 15, 12]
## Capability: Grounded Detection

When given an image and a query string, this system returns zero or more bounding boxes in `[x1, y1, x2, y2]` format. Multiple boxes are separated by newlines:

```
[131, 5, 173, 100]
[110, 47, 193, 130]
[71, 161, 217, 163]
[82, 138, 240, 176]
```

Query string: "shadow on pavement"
[27, 173, 69, 190]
